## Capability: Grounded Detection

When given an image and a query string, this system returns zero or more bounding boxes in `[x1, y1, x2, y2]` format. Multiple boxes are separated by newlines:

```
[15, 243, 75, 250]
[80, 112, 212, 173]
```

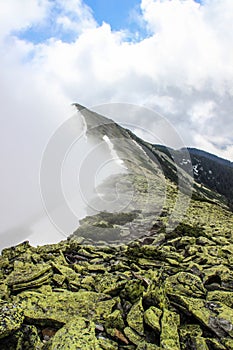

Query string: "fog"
[0, 103, 193, 251]
[0, 108, 126, 251]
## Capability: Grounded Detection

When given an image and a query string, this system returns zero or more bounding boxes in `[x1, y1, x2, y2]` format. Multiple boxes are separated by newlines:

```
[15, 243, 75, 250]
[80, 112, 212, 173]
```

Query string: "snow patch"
[103, 135, 127, 169]
[79, 111, 87, 141]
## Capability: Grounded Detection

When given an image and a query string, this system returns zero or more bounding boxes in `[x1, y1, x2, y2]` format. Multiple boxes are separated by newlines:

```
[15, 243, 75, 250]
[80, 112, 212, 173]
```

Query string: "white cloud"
[189, 100, 216, 124]
[0, 0, 50, 39]
[55, 0, 97, 35]
[0, 0, 233, 247]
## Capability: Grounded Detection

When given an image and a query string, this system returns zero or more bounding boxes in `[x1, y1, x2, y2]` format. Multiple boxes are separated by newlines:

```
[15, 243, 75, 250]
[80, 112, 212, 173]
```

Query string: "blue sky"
[85, 0, 142, 31]
[17, 0, 144, 43]
[17, 0, 202, 44]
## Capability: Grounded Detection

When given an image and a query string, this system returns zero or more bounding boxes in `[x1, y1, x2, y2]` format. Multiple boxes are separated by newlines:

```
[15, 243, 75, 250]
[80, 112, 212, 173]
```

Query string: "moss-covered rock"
[124, 326, 144, 345]
[7, 263, 52, 291]
[49, 317, 101, 349]
[160, 309, 180, 350]
[165, 272, 206, 298]
[144, 307, 162, 333]
[179, 324, 208, 350]
[127, 298, 144, 335]
[0, 189, 233, 349]
[15, 290, 116, 326]
[0, 303, 24, 339]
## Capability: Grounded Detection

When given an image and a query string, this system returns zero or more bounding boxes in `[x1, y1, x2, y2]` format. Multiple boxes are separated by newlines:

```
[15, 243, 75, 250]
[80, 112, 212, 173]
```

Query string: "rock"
[136, 341, 161, 349]
[127, 298, 144, 335]
[171, 294, 233, 338]
[121, 279, 145, 304]
[105, 309, 125, 332]
[15, 290, 116, 326]
[1, 241, 31, 261]
[160, 309, 180, 350]
[190, 336, 209, 350]
[0, 283, 9, 300]
[202, 265, 232, 290]
[124, 327, 144, 345]
[144, 306, 162, 333]
[165, 272, 206, 298]
[95, 273, 128, 295]
[206, 338, 227, 349]
[221, 338, 233, 349]
[49, 317, 101, 349]
[0, 199, 233, 349]
[98, 337, 119, 349]
[207, 291, 233, 308]
[0, 324, 42, 350]
[16, 325, 42, 349]
[208, 301, 233, 338]
[7, 263, 52, 291]
[0, 303, 24, 339]
[179, 324, 208, 350]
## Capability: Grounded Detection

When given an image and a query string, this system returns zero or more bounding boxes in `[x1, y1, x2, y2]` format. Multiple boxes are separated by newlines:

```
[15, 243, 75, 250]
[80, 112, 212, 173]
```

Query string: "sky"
[0, 0, 233, 247]
[1, 0, 232, 159]
[1, 0, 232, 157]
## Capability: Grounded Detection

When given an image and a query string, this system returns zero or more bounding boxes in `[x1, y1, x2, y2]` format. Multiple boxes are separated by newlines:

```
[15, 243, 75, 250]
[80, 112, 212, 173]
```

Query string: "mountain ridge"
[0, 104, 233, 349]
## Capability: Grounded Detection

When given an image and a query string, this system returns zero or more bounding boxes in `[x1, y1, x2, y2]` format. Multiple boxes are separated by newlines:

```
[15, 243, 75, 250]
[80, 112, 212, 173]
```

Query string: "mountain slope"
[150, 144, 233, 210]
[69, 104, 232, 245]
[187, 148, 233, 209]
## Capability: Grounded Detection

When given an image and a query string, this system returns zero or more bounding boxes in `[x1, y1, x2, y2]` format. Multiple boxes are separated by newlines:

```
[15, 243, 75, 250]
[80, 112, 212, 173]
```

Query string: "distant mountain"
[125, 131, 231, 210]
[186, 148, 233, 209]
[142, 143, 233, 210]
[188, 148, 233, 168]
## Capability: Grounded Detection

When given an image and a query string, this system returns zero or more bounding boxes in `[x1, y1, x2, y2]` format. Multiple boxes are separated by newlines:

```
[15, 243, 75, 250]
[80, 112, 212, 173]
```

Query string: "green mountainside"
[0, 105, 233, 349]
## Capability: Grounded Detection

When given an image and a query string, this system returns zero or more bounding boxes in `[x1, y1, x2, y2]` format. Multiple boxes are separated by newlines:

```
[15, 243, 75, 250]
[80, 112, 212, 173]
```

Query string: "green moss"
[0, 284, 9, 301]
[165, 272, 206, 299]
[98, 338, 119, 349]
[121, 280, 145, 304]
[105, 310, 125, 332]
[15, 290, 115, 326]
[124, 327, 143, 345]
[160, 309, 180, 350]
[127, 298, 144, 335]
[136, 341, 160, 349]
[50, 318, 101, 349]
[7, 263, 52, 291]
[0, 303, 24, 339]
[207, 291, 233, 308]
[144, 307, 162, 333]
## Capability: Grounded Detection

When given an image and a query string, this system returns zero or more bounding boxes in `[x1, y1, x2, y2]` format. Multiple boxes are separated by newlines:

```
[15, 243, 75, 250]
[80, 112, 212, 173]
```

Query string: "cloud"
[0, 0, 50, 39]
[53, 0, 97, 38]
[0, 0, 233, 247]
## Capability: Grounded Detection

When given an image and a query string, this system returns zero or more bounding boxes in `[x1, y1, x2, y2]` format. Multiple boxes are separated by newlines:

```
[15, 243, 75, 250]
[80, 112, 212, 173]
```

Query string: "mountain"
[187, 148, 233, 209]
[69, 104, 232, 247]
[0, 104, 233, 349]
[150, 144, 233, 210]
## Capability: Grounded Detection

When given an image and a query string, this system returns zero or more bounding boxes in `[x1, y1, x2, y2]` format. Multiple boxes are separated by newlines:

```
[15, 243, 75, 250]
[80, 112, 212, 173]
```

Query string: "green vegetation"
[0, 191, 233, 349]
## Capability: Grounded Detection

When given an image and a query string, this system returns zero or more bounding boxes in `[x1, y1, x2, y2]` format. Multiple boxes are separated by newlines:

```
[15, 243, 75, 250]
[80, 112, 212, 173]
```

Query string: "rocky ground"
[1, 203, 233, 349]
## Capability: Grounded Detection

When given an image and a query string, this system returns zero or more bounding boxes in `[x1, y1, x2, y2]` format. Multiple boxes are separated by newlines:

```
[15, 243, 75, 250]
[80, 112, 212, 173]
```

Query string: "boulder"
[0, 303, 24, 339]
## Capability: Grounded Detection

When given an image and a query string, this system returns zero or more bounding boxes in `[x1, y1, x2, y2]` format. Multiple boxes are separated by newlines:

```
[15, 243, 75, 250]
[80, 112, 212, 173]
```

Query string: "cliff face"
[0, 105, 233, 349]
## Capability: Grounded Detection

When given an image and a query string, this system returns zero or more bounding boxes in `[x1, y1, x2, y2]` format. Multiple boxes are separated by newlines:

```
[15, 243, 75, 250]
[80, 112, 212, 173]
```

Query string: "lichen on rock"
[0, 196, 233, 349]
